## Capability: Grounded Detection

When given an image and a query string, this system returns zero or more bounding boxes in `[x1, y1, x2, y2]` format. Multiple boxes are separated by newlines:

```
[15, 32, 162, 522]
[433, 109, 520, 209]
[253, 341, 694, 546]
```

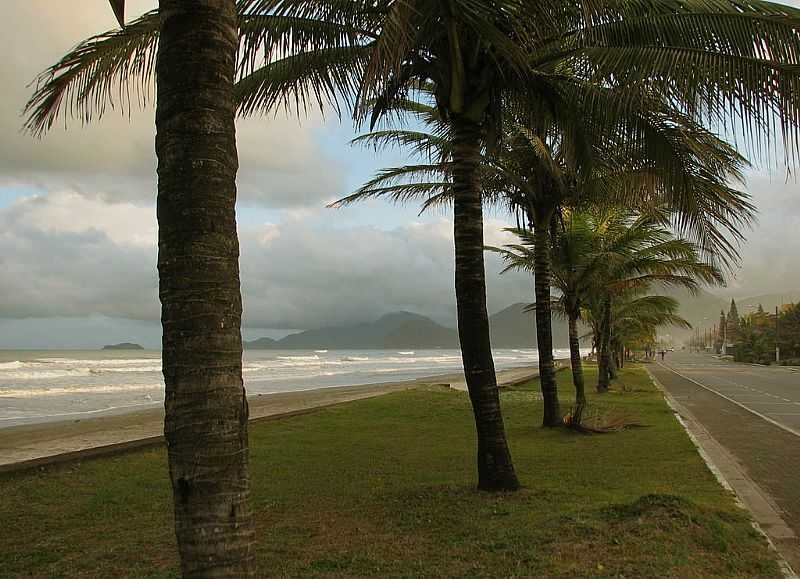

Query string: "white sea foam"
[0, 348, 543, 427]
[0, 361, 24, 370]
[0, 383, 163, 398]
[276, 355, 320, 363]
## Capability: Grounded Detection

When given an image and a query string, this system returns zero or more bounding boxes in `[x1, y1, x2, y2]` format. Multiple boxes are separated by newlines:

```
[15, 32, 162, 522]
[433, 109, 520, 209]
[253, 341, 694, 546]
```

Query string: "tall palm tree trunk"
[609, 339, 619, 378]
[597, 296, 612, 393]
[451, 116, 519, 492]
[532, 206, 561, 427]
[567, 307, 586, 424]
[156, 1, 255, 575]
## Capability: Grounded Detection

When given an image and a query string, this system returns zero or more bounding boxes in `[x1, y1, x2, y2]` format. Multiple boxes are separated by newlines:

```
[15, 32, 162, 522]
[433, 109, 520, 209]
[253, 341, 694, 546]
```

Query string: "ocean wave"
[0, 401, 163, 423]
[0, 383, 164, 398]
[36, 358, 160, 367]
[1, 365, 161, 380]
[1, 368, 95, 380]
[90, 365, 162, 374]
[341, 356, 369, 362]
[276, 355, 320, 362]
[0, 361, 24, 370]
[397, 351, 415, 355]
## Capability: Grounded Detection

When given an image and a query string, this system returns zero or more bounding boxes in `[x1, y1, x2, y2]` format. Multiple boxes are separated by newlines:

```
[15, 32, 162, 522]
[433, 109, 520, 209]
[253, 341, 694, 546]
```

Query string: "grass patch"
[0, 365, 780, 577]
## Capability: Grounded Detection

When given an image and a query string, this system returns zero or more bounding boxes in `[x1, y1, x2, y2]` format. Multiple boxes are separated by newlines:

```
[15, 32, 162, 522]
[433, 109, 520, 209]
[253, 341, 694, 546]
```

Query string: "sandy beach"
[0, 366, 541, 471]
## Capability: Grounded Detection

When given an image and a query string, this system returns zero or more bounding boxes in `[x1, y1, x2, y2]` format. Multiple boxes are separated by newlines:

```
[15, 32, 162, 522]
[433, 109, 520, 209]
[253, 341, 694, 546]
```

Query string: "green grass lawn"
[0, 364, 781, 578]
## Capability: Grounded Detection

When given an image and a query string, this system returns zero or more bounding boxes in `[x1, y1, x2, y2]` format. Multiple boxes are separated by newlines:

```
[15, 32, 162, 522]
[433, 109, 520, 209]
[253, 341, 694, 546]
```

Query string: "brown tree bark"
[597, 297, 612, 393]
[451, 116, 519, 492]
[156, 1, 255, 575]
[567, 308, 586, 424]
[532, 206, 561, 427]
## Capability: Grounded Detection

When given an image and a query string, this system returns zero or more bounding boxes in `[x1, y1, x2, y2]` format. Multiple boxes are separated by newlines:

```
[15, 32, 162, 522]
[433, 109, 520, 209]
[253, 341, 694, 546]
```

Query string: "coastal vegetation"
[0, 366, 782, 577]
[21, 0, 800, 574]
[701, 300, 800, 365]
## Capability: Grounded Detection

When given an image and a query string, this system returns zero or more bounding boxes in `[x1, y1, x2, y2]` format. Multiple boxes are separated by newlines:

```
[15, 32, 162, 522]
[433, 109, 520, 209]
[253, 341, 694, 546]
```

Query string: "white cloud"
[0, 193, 533, 328]
[0, 0, 341, 208]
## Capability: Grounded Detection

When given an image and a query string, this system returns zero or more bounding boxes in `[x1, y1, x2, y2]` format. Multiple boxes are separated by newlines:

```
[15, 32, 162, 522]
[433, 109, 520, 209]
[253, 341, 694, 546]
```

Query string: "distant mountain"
[246, 337, 277, 349]
[735, 291, 800, 312]
[245, 312, 458, 350]
[245, 305, 575, 350]
[246, 290, 800, 351]
[102, 342, 144, 350]
[664, 288, 727, 331]
[488, 303, 571, 348]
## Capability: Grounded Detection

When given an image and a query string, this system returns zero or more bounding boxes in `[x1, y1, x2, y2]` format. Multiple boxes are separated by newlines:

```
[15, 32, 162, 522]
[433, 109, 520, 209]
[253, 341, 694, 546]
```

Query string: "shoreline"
[0, 365, 544, 472]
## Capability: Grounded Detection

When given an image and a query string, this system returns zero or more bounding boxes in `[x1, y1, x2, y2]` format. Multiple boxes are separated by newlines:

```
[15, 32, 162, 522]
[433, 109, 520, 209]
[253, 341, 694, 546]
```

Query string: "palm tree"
[38, 1, 256, 575]
[610, 295, 691, 366]
[580, 210, 725, 392]
[488, 213, 595, 424]
[344, 90, 751, 427]
[493, 207, 725, 420]
[156, 2, 255, 575]
[26, 0, 800, 489]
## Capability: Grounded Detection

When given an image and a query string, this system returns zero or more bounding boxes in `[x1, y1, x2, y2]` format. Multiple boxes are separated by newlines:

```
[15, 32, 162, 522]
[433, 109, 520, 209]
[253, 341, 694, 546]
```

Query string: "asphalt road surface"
[651, 351, 800, 571]
[659, 351, 800, 434]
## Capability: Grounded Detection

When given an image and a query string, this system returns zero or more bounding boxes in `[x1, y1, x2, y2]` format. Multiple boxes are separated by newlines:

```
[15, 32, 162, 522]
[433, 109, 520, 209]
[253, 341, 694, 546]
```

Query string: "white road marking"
[658, 361, 800, 439]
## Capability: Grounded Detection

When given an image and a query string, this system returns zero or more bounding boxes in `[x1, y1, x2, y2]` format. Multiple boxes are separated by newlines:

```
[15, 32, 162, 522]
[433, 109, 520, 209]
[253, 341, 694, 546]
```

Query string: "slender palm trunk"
[597, 296, 612, 393]
[451, 117, 519, 492]
[156, 1, 255, 575]
[567, 307, 586, 424]
[610, 341, 619, 378]
[531, 206, 561, 426]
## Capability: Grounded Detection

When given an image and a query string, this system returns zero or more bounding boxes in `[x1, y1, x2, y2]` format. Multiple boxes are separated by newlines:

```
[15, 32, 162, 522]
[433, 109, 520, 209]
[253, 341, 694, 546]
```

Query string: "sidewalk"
[0, 366, 539, 472]
[650, 362, 800, 574]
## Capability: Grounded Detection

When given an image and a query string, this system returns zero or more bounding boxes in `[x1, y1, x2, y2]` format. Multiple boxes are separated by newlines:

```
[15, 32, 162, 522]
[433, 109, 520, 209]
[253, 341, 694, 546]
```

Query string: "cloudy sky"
[1, 1, 798, 348]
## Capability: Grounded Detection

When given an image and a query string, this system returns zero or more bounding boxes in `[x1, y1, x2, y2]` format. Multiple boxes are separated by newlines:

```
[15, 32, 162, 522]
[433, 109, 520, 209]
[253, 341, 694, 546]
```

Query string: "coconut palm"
[488, 213, 596, 423]
[155, 2, 256, 575]
[610, 295, 691, 366]
[40, 1, 255, 575]
[26, 0, 800, 490]
[343, 91, 751, 426]
[493, 207, 725, 419]
[579, 210, 725, 392]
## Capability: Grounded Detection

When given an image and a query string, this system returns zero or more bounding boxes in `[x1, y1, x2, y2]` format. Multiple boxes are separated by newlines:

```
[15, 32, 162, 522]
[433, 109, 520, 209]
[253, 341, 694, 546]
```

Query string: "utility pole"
[776, 306, 780, 363]
[722, 318, 727, 356]
[713, 323, 717, 354]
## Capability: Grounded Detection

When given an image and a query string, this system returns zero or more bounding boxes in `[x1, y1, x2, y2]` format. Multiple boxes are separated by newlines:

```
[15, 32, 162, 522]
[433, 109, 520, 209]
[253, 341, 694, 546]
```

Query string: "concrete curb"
[0, 399, 380, 477]
[646, 367, 798, 579]
[0, 364, 548, 476]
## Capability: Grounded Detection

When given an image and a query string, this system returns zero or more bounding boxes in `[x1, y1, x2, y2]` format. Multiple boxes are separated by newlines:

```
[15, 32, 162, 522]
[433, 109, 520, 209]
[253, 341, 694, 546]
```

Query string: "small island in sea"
[102, 343, 144, 351]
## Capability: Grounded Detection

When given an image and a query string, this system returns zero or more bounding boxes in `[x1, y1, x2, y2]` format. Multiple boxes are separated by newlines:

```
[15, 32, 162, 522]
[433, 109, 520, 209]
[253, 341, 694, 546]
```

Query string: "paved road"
[651, 352, 800, 572]
[660, 351, 800, 434]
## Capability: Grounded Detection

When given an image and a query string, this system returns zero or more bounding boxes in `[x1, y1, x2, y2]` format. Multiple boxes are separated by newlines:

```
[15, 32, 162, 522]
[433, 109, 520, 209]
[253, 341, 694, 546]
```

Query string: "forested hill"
[245, 305, 574, 350]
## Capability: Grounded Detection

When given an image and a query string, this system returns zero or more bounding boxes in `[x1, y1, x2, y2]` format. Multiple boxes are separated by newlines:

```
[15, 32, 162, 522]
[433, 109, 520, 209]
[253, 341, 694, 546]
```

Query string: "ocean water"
[0, 348, 569, 427]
